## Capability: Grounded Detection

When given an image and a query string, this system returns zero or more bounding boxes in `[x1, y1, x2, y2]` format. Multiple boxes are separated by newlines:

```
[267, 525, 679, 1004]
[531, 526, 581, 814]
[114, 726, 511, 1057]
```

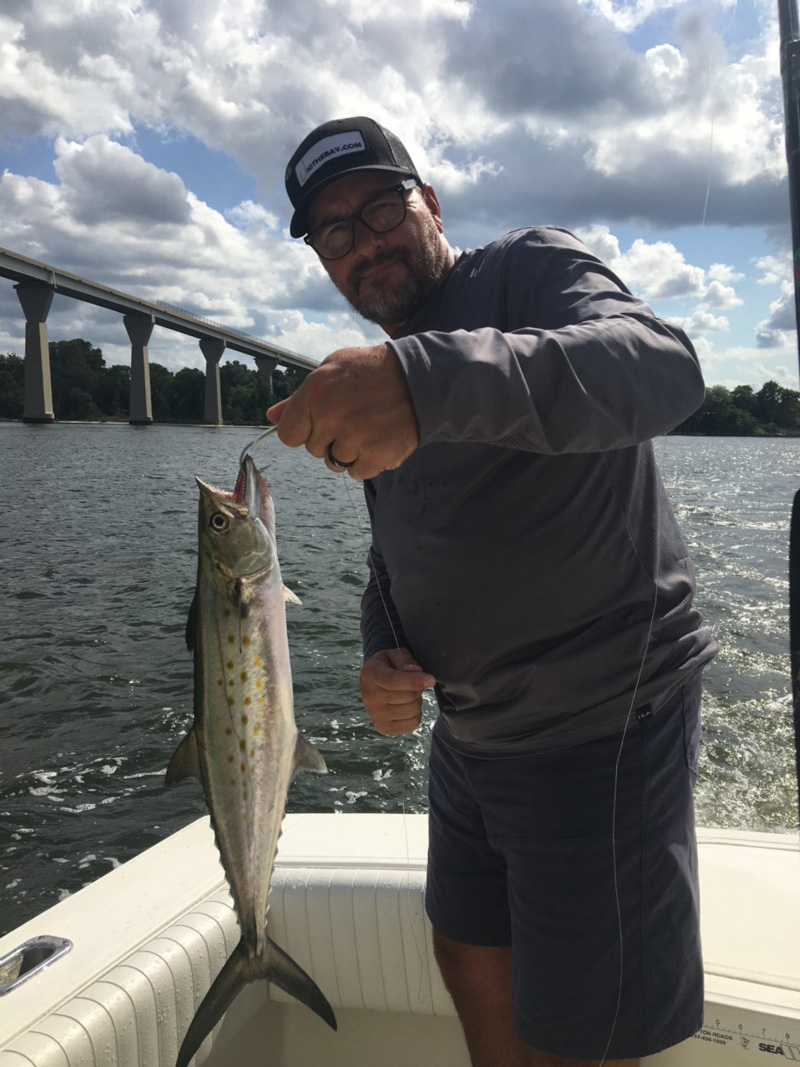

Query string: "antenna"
[778, 0, 800, 826]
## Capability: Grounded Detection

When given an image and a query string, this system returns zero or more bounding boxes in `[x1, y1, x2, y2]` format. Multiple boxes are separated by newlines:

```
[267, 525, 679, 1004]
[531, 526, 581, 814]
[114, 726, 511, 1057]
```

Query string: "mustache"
[349, 248, 409, 292]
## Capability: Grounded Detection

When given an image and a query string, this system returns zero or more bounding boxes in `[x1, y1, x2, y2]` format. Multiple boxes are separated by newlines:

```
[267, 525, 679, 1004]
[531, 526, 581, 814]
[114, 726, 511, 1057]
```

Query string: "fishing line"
[599, 10, 737, 1063]
[681, 0, 738, 330]
[240, 424, 279, 468]
[336, 469, 430, 1002]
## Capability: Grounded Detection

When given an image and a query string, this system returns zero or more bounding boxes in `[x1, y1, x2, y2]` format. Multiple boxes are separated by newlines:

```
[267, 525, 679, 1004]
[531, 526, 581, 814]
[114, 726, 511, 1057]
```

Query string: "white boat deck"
[0, 816, 798, 1066]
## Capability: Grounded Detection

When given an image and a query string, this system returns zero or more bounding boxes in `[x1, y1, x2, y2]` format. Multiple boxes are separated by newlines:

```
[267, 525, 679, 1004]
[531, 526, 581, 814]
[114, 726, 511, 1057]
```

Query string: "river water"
[0, 424, 797, 936]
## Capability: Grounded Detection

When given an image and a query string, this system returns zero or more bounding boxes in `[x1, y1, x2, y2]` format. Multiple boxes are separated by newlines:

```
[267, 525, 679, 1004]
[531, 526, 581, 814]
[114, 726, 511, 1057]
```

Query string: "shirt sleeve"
[388, 228, 706, 454]
[360, 480, 409, 660]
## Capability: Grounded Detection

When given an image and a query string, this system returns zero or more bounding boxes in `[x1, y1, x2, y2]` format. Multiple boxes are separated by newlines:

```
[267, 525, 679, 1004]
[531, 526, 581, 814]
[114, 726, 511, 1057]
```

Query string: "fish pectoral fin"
[232, 578, 252, 614]
[293, 731, 327, 775]
[165, 728, 201, 785]
[283, 584, 302, 606]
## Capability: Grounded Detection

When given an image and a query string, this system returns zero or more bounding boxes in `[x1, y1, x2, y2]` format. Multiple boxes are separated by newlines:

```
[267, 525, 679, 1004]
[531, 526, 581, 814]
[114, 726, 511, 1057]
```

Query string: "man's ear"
[420, 184, 444, 232]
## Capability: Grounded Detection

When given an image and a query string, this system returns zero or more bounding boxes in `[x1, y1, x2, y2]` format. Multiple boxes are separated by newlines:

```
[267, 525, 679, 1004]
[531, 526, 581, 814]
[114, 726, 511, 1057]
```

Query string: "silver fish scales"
[167, 452, 336, 1067]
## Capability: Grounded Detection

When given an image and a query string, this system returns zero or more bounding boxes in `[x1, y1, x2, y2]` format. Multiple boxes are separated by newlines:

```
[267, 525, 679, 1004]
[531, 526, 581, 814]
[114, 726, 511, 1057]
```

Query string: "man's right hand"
[360, 648, 436, 735]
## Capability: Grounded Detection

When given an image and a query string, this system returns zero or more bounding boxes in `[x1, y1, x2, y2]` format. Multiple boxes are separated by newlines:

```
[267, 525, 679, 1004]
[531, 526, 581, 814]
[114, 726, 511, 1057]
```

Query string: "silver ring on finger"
[326, 443, 356, 469]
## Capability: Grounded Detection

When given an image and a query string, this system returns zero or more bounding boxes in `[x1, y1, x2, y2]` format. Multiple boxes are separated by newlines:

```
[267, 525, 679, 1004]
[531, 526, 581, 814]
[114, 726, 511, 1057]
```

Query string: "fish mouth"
[195, 456, 267, 520]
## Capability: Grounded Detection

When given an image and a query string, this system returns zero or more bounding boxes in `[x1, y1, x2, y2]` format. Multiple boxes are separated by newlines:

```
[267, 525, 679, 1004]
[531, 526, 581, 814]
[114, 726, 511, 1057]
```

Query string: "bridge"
[0, 246, 317, 424]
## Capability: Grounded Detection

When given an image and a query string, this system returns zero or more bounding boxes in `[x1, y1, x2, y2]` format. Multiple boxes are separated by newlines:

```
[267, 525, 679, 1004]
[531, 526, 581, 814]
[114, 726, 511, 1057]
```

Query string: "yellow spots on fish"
[254, 723, 261, 735]
[226, 727, 233, 736]
[216, 678, 223, 687]
[258, 697, 265, 705]
[227, 696, 235, 707]
[241, 714, 249, 726]
[228, 678, 234, 688]
[227, 755, 234, 764]
[242, 791, 248, 801]
[226, 660, 234, 670]
[253, 655, 262, 666]
[255, 680, 262, 691]
[242, 635, 251, 647]
[239, 739, 246, 752]
[244, 697, 251, 706]
[227, 634, 235, 645]
[249, 749, 255, 759]
[240, 671, 248, 682]
[240, 762, 246, 773]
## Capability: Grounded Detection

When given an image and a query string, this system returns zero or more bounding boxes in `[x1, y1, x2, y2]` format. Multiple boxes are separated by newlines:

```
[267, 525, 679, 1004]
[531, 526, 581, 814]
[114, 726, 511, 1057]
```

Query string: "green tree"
[149, 362, 175, 421]
[731, 385, 757, 415]
[220, 360, 272, 424]
[95, 363, 130, 418]
[49, 338, 105, 420]
[0, 354, 24, 419]
[272, 365, 310, 401]
[170, 367, 205, 421]
[676, 385, 761, 435]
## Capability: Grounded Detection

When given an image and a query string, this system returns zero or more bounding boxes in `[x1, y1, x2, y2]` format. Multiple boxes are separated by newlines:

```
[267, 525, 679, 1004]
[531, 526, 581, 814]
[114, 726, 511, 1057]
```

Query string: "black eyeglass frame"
[304, 178, 420, 261]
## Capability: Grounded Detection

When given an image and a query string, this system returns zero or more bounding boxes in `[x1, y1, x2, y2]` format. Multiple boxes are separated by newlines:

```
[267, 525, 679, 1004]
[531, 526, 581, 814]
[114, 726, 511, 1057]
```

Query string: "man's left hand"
[266, 344, 419, 480]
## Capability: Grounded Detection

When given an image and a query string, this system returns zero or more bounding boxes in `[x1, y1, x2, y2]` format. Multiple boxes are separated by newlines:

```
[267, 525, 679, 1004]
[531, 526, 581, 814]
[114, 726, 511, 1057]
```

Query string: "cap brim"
[290, 164, 419, 238]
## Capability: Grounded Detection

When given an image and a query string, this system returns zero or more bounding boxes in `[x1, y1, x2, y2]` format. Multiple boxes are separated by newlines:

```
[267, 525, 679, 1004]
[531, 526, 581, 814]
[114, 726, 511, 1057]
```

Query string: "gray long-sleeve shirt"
[360, 226, 718, 755]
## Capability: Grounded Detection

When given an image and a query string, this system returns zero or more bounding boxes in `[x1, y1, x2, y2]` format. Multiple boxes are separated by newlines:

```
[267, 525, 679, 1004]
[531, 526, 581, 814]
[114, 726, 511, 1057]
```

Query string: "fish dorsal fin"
[283, 585, 302, 606]
[186, 590, 198, 653]
[165, 728, 201, 785]
[293, 731, 326, 775]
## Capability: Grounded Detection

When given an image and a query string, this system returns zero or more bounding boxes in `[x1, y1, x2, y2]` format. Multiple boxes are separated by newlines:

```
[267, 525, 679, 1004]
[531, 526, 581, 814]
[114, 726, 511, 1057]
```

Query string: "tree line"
[1, 338, 799, 435]
[0, 338, 309, 424]
[673, 381, 800, 436]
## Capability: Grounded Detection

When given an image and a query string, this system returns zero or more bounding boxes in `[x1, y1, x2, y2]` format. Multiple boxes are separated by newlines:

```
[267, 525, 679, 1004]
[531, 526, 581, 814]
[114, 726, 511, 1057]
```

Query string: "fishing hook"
[239, 424, 280, 469]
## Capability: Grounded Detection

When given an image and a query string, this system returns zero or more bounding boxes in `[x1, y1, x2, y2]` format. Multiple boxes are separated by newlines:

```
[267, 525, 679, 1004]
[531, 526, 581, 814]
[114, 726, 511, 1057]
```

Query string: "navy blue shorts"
[425, 676, 704, 1061]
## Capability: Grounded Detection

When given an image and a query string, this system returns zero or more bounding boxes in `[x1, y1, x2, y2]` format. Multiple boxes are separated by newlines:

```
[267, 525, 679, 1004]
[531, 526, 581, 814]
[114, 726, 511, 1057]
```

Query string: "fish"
[166, 451, 337, 1067]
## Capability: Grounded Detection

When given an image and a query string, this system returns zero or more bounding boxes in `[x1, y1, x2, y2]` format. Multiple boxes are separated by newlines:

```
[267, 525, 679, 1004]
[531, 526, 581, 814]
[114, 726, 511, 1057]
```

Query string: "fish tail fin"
[175, 936, 337, 1066]
[175, 939, 251, 1067]
[262, 933, 337, 1031]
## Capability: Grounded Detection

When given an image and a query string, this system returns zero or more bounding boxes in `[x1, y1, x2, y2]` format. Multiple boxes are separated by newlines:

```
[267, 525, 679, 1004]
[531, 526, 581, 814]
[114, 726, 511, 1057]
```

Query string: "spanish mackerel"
[167, 451, 336, 1067]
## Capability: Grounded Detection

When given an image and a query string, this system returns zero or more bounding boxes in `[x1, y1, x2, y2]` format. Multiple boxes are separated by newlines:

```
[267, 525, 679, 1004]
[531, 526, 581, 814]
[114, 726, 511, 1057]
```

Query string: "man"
[267, 116, 717, 1067]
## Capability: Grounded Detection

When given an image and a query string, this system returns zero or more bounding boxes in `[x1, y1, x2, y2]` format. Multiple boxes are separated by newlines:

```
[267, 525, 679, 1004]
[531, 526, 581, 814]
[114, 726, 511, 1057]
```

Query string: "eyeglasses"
[304, 179, 419, 261]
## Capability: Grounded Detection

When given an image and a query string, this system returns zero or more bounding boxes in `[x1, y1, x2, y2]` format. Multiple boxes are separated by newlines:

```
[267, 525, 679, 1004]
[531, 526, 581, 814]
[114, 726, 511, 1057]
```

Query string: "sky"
[0, 0, 797, 390]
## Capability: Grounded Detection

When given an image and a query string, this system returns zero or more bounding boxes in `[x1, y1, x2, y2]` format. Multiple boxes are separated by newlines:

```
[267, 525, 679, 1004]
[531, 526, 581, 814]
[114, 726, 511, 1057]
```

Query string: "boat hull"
[0, 815, 798, 1066]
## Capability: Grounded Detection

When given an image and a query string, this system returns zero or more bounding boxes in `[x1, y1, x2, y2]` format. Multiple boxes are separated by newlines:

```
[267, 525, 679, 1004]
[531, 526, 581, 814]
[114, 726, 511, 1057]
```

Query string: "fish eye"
[210, 512, 229, 532]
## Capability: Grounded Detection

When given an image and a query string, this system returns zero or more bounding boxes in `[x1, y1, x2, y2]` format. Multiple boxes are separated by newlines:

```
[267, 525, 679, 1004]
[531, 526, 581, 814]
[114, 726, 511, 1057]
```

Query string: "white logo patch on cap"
[295, 130, 366, 187]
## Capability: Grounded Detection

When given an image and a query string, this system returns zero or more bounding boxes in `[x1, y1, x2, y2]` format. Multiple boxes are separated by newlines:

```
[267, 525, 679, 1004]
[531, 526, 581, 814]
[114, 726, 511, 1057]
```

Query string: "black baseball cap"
[285, 116, 422, 238]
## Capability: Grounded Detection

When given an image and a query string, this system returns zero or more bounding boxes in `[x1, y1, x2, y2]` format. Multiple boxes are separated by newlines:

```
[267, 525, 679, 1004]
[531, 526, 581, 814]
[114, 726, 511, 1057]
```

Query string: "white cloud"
[225, 201, 279, 230]
[708, 262, 744, 283]
[685, 307, 729, 334]
[702, 279, 743, 308]
[572, 223, 621, 265]
[0, 134, 380, 368]
[0, 0, 791, 383]
[756, 252, 791, 286]
[579, 0, 715, 34]
[576, 227, 705, 301]
[755, 283, 796, 349]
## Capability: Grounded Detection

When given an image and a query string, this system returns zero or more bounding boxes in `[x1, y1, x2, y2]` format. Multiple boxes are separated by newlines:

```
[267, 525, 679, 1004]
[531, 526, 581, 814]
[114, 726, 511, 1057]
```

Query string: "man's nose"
[352, 218, 386, 258]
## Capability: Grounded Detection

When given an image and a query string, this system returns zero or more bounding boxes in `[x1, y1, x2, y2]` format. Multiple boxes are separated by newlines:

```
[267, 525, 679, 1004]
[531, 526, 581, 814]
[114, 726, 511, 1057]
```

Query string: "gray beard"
[348, 264, 432, 326]
[342, 223, 450, 328]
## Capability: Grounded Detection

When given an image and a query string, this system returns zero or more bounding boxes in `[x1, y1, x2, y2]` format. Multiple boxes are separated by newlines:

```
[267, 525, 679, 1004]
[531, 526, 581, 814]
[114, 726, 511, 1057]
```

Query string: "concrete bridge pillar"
[254, 356, 278, 385]
[16, 282, 55, 423]
[124, 313, 154, 425]
[200, 337, 225, 425]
